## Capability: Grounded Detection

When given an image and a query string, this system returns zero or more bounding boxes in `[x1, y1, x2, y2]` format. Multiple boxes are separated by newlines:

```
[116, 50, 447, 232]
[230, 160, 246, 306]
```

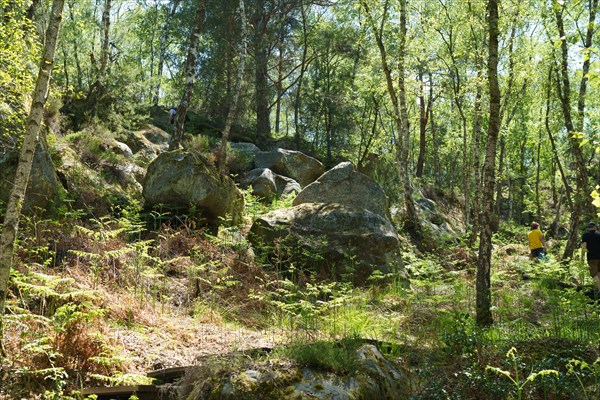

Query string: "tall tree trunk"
[362, 0, 422, 239]
[169, 0, 206, 151]
[431, 102, 440, 187]
[61, 42, 70, 93]
[294, 0, 309, 150]
[67, 0, 83, 90]
[554, 0, 597, 259]
[0, 0, 65, 350]
[535, 126, 542, 222]
[415, 67, 428, 178]
[545, 67, 573, 211]
[468, 65, 484, 246]
[275, 24, 285, 135]
[98, 0, 111, 79]
[218, 0, 247, 174]
[494, 136, 505, 215]
[90, 0, 111, 116]
[477, 0, 500, 327]
[153, 0, 181, 106]
[253, 0, 270, 140]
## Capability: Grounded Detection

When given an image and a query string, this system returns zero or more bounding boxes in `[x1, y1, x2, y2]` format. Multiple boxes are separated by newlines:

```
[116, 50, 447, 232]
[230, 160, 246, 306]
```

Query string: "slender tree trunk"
[275, 25, 285, 135]
[98, 0, 111, 79]
[218, 0, 247, 174]
[468, 65, 484, 246]
[494, 136, 505, 215]
[416, 67, 428, 178]
[358, 96, 379, 168]
[431, 103, 440, 186]
[67, 0, 83, 90]
[477, 0, 500, 327]
[554, 0, 597, 259]
[253, 0, 270, 140]
[535, 127, 542, 222]
[153, 0, 181, 106]
[545, 68, 573, 211]
[0, 0, 65, 351]
[493, 25, 517, 216]
[169, 0, 206, 151]
[294, 0, 309, 150]
[362, 0, 422, 239]
[61, 42, 70, 93]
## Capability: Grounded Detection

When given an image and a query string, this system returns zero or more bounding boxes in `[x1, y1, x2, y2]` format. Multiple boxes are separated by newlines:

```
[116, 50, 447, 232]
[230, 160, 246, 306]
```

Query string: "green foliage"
[0, 0, 40, 138]
[486, 347, 559, 400]
[275, 339, 362, 374]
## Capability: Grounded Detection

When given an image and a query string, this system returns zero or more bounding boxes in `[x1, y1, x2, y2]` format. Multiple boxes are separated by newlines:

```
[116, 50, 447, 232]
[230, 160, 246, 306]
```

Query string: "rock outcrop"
[228, 142, 261, 174]
[250, 203, 402, 284]
[242, 168, 301, 199]
[120, 124, 170, 162]
[293, 162, 390, 220]
[254, 149, 324, 187]
[180, 344, 409, 400]
[142, 150, 244, 225]
[0, 140, 59, 212]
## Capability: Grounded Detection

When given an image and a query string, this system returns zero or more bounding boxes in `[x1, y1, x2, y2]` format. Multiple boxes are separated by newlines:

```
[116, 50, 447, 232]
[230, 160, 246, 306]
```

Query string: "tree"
[0, 0, 65, 350]
[169, 0, 206, 151]
[361, 0, 422, 239]
[476, 0, 501, 327]
[153, 0, 182, 106]
[218, 0, 248, 174]
[552, 0, 598, 260]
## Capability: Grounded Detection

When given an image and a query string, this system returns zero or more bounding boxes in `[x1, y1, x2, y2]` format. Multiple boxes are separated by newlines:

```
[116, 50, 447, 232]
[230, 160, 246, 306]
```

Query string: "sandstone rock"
[181, 343, 408, 400]
[120, 125, 170, 163]
[110, 140, 134, 158]
[142, 150, 244, 225]
[229, 142, 261, 173]
[274, 174, 301, 197]
[293, 162, 389, 219]
[242, 168, 301, 199]
[250, 203, 403, 284]
[254, 149, 324, 187]
[0, 140, 59, 212]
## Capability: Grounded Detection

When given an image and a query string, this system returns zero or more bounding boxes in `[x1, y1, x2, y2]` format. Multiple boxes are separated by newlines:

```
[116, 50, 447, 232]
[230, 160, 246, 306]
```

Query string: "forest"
[1, 0, 600, 398]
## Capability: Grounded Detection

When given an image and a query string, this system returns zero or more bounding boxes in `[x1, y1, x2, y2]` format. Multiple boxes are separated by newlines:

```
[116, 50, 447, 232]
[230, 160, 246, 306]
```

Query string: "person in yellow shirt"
[528, 222, 546, 260]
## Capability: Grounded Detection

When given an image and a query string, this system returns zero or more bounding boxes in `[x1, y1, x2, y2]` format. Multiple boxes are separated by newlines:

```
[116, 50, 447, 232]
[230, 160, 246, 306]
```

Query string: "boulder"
[228, 142, 261, 174]
[109, 140, 133, 158]
[416, 197, 445, 226]
[274, 174, 301, 197]
[142, 150, 244, 225]
[180, 344, 408, 400]
[120, 125, 170, 163]
[242, 168, 301, 200]
[250, 203, 403, 284]
[293, 162, 390, 220]
[254, 149, 324, 187]
[0, 140, 59, 212]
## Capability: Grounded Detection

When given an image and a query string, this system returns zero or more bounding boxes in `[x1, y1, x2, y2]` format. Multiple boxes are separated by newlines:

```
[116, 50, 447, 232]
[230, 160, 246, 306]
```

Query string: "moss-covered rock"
[180, 344, 408, 400]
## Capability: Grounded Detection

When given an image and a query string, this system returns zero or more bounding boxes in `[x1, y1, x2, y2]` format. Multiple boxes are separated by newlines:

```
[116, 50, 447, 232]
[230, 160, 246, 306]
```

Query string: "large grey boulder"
[242, 168, 301, 200]
[250, 203, 403, 284]
[229, 142, 261, 174]
[142, 150, 244, 225]
[180, 344, 409, 400]
[254, 149, 324, 187]
[0, 141, 59, 212]
[293, 162, 390, 220]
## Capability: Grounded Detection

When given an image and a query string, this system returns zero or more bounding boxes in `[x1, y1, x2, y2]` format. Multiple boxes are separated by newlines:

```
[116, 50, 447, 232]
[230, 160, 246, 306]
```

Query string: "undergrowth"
[1, 190, 600, 400]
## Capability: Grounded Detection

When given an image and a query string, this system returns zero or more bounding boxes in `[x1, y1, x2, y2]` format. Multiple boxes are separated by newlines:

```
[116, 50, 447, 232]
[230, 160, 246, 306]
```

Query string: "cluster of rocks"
[1, 124, 406, 284]
[141, 142, 403, 284]
[179, 344, 409, 400]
